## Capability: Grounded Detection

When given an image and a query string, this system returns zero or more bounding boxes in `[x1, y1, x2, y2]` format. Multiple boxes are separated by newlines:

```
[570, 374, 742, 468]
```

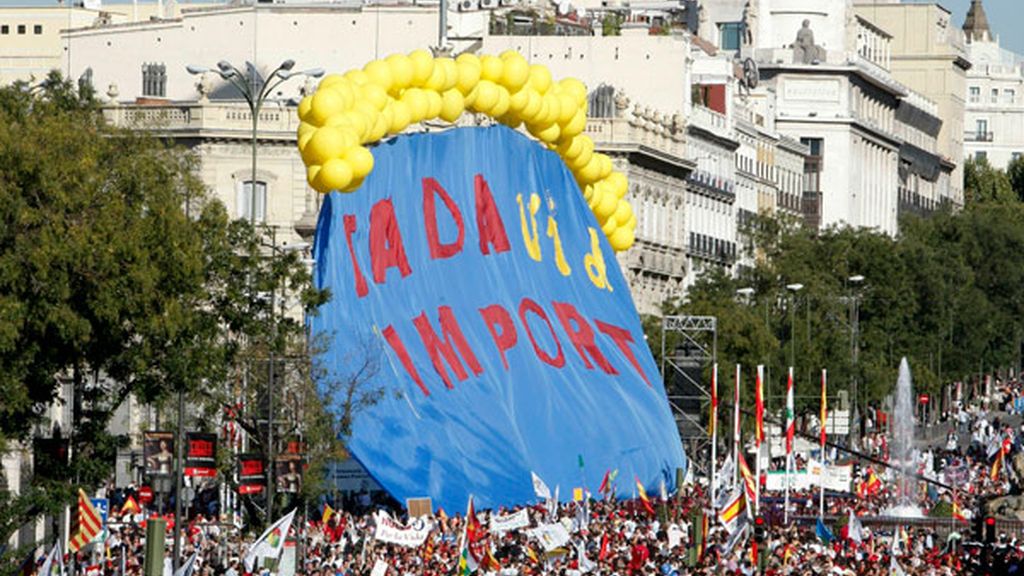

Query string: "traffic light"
[754, 516, 766, 542]
[985, 517, 997, 544]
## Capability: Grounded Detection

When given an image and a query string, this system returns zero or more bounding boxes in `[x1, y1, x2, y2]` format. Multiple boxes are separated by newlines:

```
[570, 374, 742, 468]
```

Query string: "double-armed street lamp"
[185, 60, 323, 225]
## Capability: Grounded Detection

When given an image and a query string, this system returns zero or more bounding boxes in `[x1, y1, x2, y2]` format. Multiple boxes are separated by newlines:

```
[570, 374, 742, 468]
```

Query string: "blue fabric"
[815, 518, 834, 543]
[311, 125, 686, 512]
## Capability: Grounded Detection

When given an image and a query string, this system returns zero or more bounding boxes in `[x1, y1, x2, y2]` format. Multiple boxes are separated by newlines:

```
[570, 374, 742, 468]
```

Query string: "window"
[1013, 152, 1023, 162]
[33, 25, 41, 35]
[976, 151, 988, 161]
[237, 180, 267, 222]
[17, 24, 25, 35]
[1, 25, 8, 35]
[718, 22, 742, 51]
[976, 118, 989, 139]
[141, 63, 166, 97]
[800, 137, 823, 193]
[991, 88, 999, 103]
[969, 86, 980, 103]
[1006, 89, 1016, 104]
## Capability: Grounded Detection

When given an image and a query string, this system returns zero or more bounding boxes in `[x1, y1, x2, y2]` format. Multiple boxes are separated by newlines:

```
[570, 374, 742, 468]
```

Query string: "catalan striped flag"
[737, 452, 756, 515]
[755, 365, 765, 446]
[635, 478, 655, 515]
[69, 489, 103, 552]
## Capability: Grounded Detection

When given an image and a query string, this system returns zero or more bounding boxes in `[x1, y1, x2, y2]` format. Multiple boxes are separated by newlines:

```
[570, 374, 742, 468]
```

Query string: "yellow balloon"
[344, 146, 375, 179]
[499, 111, 522, 129]
[388, 99, 412, 133]
[343, 176, 365, 193]
[409, 49, 435, 86]
[557, 135, 584, 160]
[329, 81, 356, 110]
[310, 89, 347, 126]
[480, 55, 504, 83]
[363, 60, 393, 92]
[612, 199, 633, 224]
[344, 69, 370, 86]
[341, 110, 370, 142]
[385, 54, 415, 90]
[298, 95, 313, 122]
[508, 88, 530, 114]
[528, 64, 552, 94]
[297, 121, 316, 141]
[536, 122, 561, 143]
[367, 111, 389, 142]
[359, 83, 389, 111]
[304, 126, 347, 165]
[579, 156, 603, 183]
[306, 164, 321, 187]
[424, 89, 443, 119]
[603, 171, 627, 198]
[559, 78, 587, 105]
[500, 53, 530, 92]
[439, 89, 465, 123]
[424, 62, 448, 92]
[625, 213, 637, 229]
[561, 108, 587, 138]
[473, 80, 499, 112]
[541, 93, 561, 126]
[402, 88, 430, 123]
[571, 138, 594, 170]
[463, 84, 479, 108]
[455, 55, 481, 94]
[521, 90, 543, 122]
[597, 153, 613, 179]
[557, 93, 577, 124]
[318, 74, 346, 91]
[596, 186, 618, 219]
[491, 86, 511, 118]
[601, 216, 618, 236]
[437, 58, 458, 91]
[318, 158, 354, 192]
[608, 226, 634, 251]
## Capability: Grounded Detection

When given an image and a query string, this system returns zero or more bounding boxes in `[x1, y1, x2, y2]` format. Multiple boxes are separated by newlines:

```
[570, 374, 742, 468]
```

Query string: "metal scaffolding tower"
[660, 315, 716, 478]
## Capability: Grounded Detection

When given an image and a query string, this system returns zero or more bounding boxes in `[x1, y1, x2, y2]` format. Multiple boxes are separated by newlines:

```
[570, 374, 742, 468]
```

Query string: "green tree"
[1007, 154, 1024, 201]
[964, 156, 1015, 204]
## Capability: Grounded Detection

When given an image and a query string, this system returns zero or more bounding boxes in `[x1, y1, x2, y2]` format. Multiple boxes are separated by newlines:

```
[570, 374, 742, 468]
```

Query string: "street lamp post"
[848, 275, 864, 448]
[186, 60, 323, 225]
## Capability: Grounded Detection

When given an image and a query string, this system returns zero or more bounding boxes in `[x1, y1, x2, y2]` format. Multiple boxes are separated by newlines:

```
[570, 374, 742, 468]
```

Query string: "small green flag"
[578, 454, 585, 469]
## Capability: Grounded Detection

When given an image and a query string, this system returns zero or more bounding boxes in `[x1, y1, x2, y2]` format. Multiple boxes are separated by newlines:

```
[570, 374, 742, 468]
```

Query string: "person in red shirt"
[628, 535, 649, 575]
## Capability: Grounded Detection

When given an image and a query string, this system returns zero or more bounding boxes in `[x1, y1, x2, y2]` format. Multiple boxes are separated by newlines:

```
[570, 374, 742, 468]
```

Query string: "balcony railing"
[964, 131, 994, 142]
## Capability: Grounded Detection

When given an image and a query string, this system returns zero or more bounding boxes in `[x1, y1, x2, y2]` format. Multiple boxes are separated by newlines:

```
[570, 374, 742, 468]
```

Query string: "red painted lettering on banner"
[382, 325, 430, 397]
[413, 306, 484, 389]
[595, 319, 650, 386]
[369, 198, 413, 284]
[475, 174, 511, 255]
[423, 177, 466, 259]
[553, 301, 617, 375]
[518, 298, 565, 368]
[343, 214, 369, 298]
[479, 304, 518, 370]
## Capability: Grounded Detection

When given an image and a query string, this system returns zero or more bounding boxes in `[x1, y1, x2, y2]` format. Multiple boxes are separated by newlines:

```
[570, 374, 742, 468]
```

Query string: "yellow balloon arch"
[295, 49, 636, 252]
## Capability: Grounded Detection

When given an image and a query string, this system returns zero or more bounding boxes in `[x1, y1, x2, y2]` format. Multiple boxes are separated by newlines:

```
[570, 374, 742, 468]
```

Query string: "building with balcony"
[961, 0, 1024, 170]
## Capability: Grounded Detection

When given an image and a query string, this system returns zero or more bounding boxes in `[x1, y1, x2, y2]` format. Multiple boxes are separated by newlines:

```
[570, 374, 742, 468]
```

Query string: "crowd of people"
[31, 377, 1024, 576]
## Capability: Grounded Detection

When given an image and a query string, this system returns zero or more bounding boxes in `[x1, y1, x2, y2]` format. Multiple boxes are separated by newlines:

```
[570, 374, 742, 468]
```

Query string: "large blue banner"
[311, 125, 685, 511]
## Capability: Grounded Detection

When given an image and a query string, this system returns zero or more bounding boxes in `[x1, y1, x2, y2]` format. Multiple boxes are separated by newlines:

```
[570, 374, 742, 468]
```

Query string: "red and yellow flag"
[635, 478, 655, 515]
[737, 451, 757, 513]
[709, 363, 718, 437]
[322, 503, 335, 525]
[755, 365, 765, 446]
[820, 369, 828, 448]
[70, 489, 103, 552]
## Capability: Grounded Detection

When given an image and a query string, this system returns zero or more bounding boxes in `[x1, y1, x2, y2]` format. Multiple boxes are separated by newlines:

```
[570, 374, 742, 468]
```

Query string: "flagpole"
[784, 366, 793, 525]
[710, 362, 718, 510]
[733, 364, 741, 489]
[755, 365, 763, 517]
[819, 369, 827, 521]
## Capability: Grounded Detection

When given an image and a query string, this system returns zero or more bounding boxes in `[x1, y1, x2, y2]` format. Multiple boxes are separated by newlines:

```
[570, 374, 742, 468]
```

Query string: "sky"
[1, 0, 1022, 54]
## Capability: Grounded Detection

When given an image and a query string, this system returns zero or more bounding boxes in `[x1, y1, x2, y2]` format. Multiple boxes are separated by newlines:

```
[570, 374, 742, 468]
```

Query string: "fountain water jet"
[884, 357, 924, 517]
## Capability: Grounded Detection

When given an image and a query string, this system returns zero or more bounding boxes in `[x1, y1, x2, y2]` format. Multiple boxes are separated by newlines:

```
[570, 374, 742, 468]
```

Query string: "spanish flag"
[737, 451, 757, 512]
[755, 365, 765, 446]
[322, 503, 335, 525]
[635, 478, 655, 515]
[120, 495, 141, 516]
[952, 499, 967, 523]
[991, 449, 1003, 481]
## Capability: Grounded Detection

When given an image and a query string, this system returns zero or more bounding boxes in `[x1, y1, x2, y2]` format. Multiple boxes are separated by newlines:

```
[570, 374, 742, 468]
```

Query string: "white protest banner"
[373, 511, 433, 548]
[823, 464, 853, 492]
[490, 509, 530, 533]
[370, 559, 388, 576]
[527, 522, 571, 552]
[765, 470, 813, 492]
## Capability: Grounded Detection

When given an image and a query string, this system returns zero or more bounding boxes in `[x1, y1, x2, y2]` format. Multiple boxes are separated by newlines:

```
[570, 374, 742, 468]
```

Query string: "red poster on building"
[184, 432, 218, 477]
[238, 455, 265, 494]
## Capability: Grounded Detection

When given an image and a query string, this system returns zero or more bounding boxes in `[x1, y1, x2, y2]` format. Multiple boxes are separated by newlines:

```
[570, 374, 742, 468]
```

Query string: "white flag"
[173, 552, 198, 576]
[576, 540, 596, 573]
[39, 542, 65, 576]
[531, 471, 552, 500]
[371, 559, 388, 576]
[847, 510, 863, 544]
[243, 509, 297, 572]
